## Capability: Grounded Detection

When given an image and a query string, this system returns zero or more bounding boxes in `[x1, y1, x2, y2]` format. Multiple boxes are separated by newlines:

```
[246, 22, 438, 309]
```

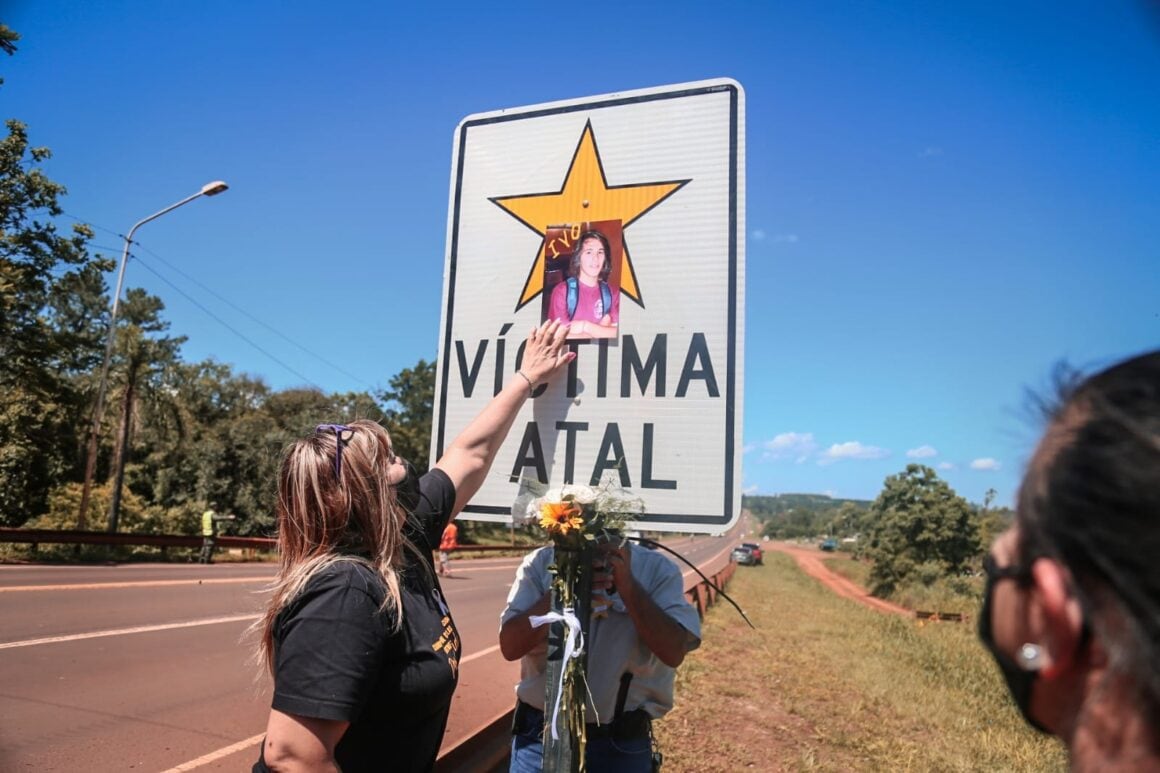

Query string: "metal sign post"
[542, 544, 593, 772]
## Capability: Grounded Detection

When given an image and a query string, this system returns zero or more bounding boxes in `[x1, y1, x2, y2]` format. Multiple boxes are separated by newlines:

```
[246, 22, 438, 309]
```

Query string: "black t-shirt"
[255, 469, 461, 773]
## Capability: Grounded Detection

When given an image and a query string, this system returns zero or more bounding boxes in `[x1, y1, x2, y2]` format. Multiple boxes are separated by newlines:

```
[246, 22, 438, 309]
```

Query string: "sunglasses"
[316, 423, 355, 477]
[982, 553, 1034, 586]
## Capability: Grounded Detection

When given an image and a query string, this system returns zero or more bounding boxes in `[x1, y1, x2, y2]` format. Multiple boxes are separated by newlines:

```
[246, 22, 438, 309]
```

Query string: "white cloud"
[762, 432, 818, 464]
[906, 445, 938, 459]
[751, 228, 766, 241]
[970, 458, 1001, 471]
[919, 146, 943, 158]
[938, 462, 956, 471]
[742, 442, 757, 454]
[819, 441, 890, 465]
[742, 484, 759, 495]
[772, 233, 799, 243]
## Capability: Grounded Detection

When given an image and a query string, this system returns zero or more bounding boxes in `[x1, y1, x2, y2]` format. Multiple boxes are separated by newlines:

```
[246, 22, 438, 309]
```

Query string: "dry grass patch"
[654, 553, 1066, 771]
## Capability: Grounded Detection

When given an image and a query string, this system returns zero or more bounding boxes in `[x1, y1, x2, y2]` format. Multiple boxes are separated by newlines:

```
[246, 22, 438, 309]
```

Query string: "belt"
[514, 700, 651, 741]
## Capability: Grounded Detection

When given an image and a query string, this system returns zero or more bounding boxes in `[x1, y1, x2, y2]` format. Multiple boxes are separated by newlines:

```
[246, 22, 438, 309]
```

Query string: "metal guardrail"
[915, 610, 967, 623]
[435, 708, 516, 773]
[684, 559, 737, 618]
[0, 527, 277, 551]
[0, 528, 544, 555]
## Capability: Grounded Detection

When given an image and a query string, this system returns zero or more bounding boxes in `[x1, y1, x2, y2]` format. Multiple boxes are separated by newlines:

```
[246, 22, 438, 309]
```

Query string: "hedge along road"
[0, 534, 733, 771]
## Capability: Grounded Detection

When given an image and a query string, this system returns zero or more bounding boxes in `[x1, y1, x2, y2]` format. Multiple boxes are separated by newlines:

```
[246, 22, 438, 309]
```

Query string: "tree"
[104, 289, 186, 531]
[973, 487, 1013, 558]
[0, 115, 112, 525]
[835, 501, 864, 537]
[129, 360, 274, 535]
[0, 24, 17, 58]
[864, 464, 980, 596]
[378, 359, 435, 467]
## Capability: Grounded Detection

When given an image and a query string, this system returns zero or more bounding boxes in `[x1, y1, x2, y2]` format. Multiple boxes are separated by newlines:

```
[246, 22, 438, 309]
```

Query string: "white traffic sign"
[432, 78, 745, 533]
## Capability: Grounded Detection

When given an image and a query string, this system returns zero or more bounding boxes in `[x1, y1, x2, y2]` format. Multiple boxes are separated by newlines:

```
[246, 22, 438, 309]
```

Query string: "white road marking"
[438, 563, 524, 574]
[157, 733, 266, 772]
[161, 643, 507, 770]
[460, 643, 501, 664]
[681, 542, 734, 582]
[0, 614, 260, 650]
[0, 557, 527, 594]
[0, 577, 269, 592]
[154, 543, 719, 773]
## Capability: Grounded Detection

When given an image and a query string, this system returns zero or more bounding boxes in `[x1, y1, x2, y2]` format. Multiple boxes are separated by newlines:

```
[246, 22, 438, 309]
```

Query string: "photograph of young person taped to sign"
[541, 220, 623, 342]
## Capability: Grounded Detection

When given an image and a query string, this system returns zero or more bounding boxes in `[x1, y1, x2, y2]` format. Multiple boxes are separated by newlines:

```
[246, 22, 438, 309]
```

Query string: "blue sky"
[4, 1, 1157, 508]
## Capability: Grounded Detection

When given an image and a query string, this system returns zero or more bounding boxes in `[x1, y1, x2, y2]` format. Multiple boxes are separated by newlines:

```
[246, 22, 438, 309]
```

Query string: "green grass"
[822, 553, 872, 586]
[655, 552, 1067, 772]
[823, 555, 981, 616]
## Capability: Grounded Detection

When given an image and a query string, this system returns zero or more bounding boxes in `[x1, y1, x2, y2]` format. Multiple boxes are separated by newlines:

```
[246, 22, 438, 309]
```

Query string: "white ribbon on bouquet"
[528, 606, 585, 740]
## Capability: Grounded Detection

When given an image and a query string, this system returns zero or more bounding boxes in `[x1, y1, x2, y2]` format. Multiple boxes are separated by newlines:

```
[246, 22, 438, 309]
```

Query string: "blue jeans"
[510, 704, 653, 773]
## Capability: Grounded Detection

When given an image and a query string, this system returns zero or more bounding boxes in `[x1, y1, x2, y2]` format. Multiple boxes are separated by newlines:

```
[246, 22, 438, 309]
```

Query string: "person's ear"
[1029, 558, 1087, 679]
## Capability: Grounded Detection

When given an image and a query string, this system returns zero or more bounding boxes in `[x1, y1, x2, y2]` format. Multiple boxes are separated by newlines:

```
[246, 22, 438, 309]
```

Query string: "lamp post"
[78, 181, 229, 531]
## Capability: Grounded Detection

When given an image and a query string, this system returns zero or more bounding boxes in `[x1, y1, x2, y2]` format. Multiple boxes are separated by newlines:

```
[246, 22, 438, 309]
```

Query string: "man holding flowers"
[499, 484, 701, 772]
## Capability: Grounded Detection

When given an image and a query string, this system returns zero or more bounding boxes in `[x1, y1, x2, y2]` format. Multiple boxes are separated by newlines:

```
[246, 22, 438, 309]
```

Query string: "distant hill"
[743, 493, 872, 516]
[742, 493, 873, 539]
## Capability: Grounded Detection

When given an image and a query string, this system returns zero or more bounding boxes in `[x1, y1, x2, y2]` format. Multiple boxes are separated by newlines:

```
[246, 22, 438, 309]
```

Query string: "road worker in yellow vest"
[198, 503, 235, 564]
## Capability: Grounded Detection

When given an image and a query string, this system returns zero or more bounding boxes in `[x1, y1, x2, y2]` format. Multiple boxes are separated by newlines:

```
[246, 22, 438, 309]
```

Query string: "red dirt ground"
[655, 541, 917, 771]
[763, 542, 911, 617]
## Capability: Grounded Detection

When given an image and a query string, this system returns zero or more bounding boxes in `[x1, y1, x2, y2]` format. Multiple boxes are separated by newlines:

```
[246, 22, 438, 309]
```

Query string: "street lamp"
[78, 181, 230, 531]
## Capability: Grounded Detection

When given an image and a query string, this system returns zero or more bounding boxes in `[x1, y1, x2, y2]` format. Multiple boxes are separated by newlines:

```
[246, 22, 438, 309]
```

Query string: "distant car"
[740, 541, 764, 565]
[819, 538, 838, 552]
[731, 545, 757, 566]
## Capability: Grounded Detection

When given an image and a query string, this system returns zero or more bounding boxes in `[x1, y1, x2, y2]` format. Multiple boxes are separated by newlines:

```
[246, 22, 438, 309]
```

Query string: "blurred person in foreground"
[979, 349, 1160, 770]
[499, 534, 701, 772]
[252, 320, 573, 773]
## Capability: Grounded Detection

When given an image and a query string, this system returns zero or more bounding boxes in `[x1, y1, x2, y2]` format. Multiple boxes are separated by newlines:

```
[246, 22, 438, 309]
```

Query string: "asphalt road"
[0, 534, 733, 771]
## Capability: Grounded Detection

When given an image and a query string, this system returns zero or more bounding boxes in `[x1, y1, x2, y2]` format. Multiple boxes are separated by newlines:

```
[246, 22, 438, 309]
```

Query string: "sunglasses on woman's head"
[316, 424, 354, 477]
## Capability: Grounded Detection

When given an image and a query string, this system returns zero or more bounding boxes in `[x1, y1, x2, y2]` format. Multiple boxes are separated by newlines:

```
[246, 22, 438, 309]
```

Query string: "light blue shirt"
[500, 543, 701, 723]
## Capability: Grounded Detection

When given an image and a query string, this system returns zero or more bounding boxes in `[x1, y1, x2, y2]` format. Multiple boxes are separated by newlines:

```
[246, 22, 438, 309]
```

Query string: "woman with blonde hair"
[253, 320, 573, 772]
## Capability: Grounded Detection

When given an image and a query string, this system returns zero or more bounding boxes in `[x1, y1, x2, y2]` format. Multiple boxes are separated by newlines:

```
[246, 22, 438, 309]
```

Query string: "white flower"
[560, 484, 599, 505]
[512, 478, 644, 532]
[511, 477, 549, 524]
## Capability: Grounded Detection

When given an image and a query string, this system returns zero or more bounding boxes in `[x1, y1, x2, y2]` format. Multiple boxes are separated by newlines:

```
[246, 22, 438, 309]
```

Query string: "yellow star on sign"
[491, 120, 689, 311]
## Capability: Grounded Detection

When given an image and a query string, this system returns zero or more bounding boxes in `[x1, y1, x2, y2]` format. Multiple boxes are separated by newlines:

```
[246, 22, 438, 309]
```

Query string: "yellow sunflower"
[539, 500, 584, 536]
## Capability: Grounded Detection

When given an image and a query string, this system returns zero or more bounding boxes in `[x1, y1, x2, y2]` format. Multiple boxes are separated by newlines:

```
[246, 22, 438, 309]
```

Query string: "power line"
[59, 211, 124, 240]
[131, 254, 322, 390]
[60, 209, 378, 392]
[132, 241, 376, 390]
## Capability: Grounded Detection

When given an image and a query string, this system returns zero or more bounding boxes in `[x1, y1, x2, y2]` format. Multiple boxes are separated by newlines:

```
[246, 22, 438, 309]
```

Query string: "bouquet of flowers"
[524, 482, 639, 542]
[513, 480, 644, 769]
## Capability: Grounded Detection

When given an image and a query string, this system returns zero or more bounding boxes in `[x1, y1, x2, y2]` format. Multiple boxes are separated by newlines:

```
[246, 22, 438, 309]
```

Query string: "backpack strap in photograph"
[565, 277, 613, 320]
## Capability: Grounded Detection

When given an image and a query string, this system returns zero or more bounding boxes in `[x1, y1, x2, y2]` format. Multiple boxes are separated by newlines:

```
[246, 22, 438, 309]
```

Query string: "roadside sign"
[433, 78, 745, 533]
